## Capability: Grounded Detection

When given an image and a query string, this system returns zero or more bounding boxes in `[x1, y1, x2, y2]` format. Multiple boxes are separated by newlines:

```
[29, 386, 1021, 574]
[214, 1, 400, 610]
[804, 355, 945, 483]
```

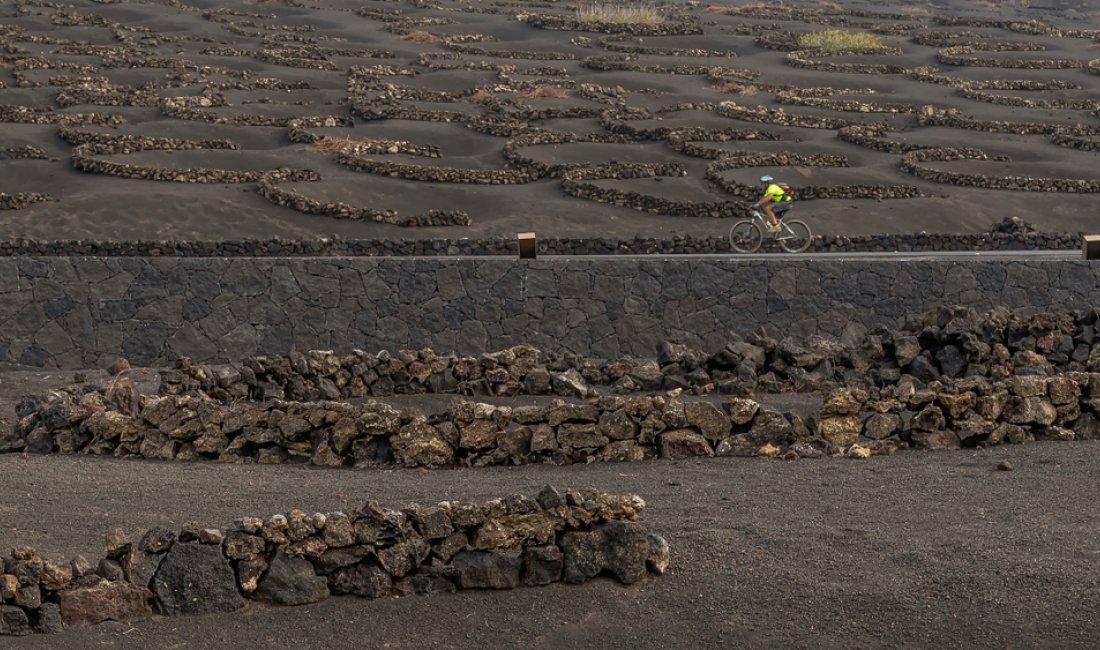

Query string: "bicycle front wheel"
[729, 220, 763, 253]
[778, 219, 813, 253]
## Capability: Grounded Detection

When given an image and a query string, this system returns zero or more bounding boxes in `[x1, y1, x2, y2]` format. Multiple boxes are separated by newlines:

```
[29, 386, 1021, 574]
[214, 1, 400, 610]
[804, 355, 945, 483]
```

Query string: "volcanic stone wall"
[0, 486, 666, 636]
[3, 257, 1098, 369]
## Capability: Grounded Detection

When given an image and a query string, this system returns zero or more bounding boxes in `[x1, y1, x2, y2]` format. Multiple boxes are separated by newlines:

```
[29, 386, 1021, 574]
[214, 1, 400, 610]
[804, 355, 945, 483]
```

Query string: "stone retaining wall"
[0, 487, 666, 636]
[1, 255, 1098, 369]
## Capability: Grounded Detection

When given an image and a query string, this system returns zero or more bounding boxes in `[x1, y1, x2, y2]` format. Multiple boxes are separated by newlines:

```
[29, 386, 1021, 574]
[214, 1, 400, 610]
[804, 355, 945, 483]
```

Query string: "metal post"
[1085, 235, 1100, 260]
[518, 232, 536, 259]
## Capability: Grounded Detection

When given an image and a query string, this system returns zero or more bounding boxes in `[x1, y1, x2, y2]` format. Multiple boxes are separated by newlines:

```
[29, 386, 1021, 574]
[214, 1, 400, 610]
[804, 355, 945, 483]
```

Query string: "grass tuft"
[798, 30, 886, 51]
[574, 1, 664, 25]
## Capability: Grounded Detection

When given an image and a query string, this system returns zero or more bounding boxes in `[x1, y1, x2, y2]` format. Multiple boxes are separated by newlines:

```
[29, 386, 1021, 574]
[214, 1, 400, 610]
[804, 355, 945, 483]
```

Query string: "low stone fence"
[10, 366, 1100, 468]
[0, 487, 666, 636]
[148, 303, 1100, 401]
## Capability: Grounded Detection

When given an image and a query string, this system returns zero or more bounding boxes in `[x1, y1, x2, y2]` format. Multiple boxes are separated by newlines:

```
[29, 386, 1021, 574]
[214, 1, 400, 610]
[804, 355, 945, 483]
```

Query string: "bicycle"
[728, 208, 813, 253]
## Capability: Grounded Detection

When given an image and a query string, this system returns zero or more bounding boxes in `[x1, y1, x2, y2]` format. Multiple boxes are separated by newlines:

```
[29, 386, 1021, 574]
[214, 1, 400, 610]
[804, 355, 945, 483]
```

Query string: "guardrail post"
[518, 232, 536, 259]
[1085, 235, 1100, 260]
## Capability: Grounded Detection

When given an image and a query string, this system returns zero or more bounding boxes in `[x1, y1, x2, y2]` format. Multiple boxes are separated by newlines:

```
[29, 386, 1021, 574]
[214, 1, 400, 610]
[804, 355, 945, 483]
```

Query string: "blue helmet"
[760, 175, 773, 183]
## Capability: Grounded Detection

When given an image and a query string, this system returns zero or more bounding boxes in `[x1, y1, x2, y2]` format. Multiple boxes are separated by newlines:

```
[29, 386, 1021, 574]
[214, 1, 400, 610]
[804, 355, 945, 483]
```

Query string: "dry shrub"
[799, 30, 886, 51]
[715, 81, 758, 95]
[306, 136, 358, 155]
[400, 30, 443, 43]
[575, 1, 663, 25]
[469, 88, 494, 104]
[520, 85, 568, 98]
[817, 0, 843, 11]
[704, 4, 731, 13]
[736, 1, 769, 11]
[973, 0, 997, 8]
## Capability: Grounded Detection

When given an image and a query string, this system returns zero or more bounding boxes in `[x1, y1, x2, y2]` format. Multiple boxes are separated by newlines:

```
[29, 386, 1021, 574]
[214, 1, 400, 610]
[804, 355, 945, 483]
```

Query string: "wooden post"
[1085, 235, 1100, 260]
[518, 232, 536, 259]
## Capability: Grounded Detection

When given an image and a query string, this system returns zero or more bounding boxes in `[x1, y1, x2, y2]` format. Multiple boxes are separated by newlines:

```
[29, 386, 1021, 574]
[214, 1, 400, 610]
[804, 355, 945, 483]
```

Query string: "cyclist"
[752, 175, 792, 233]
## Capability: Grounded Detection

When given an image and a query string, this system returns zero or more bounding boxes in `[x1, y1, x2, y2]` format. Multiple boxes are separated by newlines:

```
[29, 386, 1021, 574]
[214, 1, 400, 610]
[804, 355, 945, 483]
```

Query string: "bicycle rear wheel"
[777, 219, 812, 253]
[729, 220, 763, 253]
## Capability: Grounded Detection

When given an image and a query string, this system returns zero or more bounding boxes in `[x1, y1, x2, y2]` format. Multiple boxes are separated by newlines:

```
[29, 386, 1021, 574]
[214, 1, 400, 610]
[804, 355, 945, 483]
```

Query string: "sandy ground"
[1, 0, 1098, 241]
[2, 443, 1100, 649]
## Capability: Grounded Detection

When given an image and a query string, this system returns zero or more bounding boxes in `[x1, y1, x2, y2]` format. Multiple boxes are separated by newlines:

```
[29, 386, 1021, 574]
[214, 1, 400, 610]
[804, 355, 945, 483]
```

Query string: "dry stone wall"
[0, 256, 1098, 369]
[0, 486, 666, 636]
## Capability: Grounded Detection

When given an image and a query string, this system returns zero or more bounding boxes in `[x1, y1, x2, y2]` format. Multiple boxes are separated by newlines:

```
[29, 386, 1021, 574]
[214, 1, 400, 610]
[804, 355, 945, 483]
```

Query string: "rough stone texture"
[255, 550, 330, 606]
[151, 542, 245, 616]
[56, 580, 153, 626]
[6, 257, 1100, 368]
[451, 550, 522, 590]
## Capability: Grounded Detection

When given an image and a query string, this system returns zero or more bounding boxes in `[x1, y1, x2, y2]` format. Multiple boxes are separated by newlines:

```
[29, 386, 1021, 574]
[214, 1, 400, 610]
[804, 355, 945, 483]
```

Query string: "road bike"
[728, 208, 813, 253]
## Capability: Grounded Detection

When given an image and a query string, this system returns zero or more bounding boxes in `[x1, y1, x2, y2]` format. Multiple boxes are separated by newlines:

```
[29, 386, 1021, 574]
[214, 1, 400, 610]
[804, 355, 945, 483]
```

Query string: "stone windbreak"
[0, 486, 667, 636]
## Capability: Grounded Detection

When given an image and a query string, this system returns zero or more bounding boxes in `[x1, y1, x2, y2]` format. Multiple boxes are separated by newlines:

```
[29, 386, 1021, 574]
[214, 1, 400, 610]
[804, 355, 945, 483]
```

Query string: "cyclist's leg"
[772, 202, 792, 221]
[763, 203, 780, 231]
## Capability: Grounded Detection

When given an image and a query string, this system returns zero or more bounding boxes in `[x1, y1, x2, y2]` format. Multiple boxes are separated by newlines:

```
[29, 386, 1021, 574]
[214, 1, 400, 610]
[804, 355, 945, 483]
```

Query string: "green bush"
[574, 1, 663, 25]
[798, 30, 886, 51]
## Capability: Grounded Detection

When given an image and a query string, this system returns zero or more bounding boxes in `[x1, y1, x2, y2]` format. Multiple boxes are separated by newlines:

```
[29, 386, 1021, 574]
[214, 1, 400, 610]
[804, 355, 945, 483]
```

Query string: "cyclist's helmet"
[760, 175, 773, 183]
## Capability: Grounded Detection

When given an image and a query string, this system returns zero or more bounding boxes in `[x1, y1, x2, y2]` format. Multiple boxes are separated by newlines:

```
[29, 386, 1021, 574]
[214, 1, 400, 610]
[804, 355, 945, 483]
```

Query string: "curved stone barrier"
[906, 66, 1081, 90]
[160, 98, 353, 128]
[558, 165, 745, 219]
[936, 45, 1082, 69]
[256, 172, 470, 226]
[69, 135, 317, 184]
[0, 487, 665, 636]
[955, 87, 1099, 111]
[0, 192, 50, 210]
[0, 105, 124, 126]
[916, 109, 1100, 136]
[785, 47, 906, 75]
[0, 145, 48, 160]
[776, 91, 915, 114]
[525, 13, 702, 36]
[596, 35, 735, 57]
[900, 147, 1100, 193]
[717, 101, 887, 130]
[705, 153, 922, 201]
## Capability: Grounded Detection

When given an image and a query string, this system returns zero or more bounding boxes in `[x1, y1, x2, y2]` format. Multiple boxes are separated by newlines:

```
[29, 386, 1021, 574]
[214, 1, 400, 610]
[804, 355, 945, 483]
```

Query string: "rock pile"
[0, 487, 667, 636]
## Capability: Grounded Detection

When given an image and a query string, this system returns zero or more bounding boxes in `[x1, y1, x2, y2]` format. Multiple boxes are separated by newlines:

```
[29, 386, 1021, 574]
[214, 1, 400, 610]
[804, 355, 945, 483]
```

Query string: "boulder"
[58, 580, 153, 626]
[472, 512, 560, 550]
[684, 402, 730, 441]
[376, 538, 429, 578]
[390, 420, 454, 468]
[523, 546, 563, 586]
[328, 561, 392, 598]
[255, 550, 330, 606]
[727, 398, 760, 425]
[151, 542, 244, 616]
[451, 550, 522, 589]
[1003, 397, 1057, 426]
[816, 416, 861, 447]
[863, 413, 900, 440]
[658, 430, 713, 459]
[560, 521, 651, 585]
[0, 605, 31, 636]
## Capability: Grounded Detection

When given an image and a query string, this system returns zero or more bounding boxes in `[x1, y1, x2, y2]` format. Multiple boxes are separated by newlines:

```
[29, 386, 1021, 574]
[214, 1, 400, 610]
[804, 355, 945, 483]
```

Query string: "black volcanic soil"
[0, 0, 1098, 241]
[0, 370, 1099, 648]
[2, 444, 1100, 649]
